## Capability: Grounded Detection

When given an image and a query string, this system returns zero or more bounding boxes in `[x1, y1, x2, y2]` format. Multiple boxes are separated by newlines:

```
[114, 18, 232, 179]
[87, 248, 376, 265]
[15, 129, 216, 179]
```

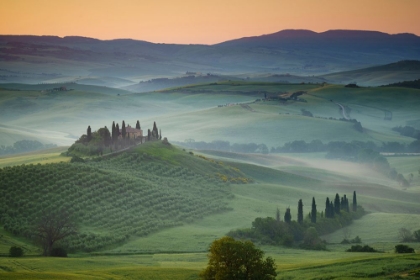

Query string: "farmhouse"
[119, 125, 142, 139]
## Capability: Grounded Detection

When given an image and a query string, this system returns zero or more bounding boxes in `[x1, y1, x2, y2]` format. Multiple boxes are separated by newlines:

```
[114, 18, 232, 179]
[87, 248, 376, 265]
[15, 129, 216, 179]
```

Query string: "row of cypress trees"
[281, 191, 358, 224]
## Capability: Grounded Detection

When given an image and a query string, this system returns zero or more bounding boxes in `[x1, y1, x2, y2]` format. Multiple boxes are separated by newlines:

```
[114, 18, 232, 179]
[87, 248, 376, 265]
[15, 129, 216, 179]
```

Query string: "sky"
[1, 0, 419, 44]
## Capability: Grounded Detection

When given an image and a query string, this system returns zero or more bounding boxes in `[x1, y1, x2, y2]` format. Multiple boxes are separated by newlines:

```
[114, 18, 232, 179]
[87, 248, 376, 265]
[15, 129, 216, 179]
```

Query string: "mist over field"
[1, 29, 420, 279]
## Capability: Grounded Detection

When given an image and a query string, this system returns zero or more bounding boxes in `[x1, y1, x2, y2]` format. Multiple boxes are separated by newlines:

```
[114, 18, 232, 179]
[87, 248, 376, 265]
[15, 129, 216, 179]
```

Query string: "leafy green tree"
[9, 246, 24, 257]
[200, 236, 277, 280]
[284, 207, 291, 223]
[311, 197, 317, 223]
[34, 210, 77, 256]
[297, 199, 303, 224]
[352, 191, 357, 212]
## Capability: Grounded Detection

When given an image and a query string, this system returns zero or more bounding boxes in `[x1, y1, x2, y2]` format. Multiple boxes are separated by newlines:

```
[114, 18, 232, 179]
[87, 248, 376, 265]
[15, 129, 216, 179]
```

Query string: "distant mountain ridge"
[1, 29, 420, 86]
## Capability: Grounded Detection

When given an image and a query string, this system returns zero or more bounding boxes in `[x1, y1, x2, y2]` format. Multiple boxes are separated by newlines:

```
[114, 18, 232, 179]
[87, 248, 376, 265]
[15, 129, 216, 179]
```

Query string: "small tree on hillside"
[111, 121, 116, 143]
[87, 126, 92, 142]
[136, 120, 141, 130]
[284, 207, 291, 223]
[334, 193, 341, 215]
[297, 199, 303, 224]
[325, 197, 331, 218]
[122, 121, 126, 139]
[311, 197, 317, 224]
[352, 191, 357, 212]
[276, 208, 281, 223]
[33, 210, 77, 256]
[200, 236, 277, 280]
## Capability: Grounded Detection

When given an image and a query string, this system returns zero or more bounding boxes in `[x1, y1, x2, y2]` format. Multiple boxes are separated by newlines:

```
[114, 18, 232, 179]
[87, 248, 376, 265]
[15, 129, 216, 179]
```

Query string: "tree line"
[228, 191, 364, 250]
[0, 140, 56, 156]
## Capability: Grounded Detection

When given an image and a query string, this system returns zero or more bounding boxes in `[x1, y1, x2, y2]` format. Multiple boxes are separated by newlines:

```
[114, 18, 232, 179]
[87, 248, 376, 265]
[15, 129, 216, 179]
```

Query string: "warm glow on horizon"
[1, 0, 419, 44]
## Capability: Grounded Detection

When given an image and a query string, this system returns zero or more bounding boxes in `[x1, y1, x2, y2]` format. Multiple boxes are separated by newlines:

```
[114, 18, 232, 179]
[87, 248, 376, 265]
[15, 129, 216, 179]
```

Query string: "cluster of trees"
[0, 140, 56, 156]
[228, 192, 364, 250]
[0, 150, 233, 253]
[66, 120, 161, 156]
[392, 125, 420, 140]
[398, 227, 420, 242]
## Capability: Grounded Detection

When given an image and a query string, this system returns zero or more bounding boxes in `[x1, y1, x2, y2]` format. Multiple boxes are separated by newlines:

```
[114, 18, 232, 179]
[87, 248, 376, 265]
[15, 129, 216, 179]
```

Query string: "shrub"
[414, 229, 420, 242]
[351, 236, 362, 243]
[346, 245, 377, 252]
[395, 244, 415, 253]
[9, 246, 24, 257]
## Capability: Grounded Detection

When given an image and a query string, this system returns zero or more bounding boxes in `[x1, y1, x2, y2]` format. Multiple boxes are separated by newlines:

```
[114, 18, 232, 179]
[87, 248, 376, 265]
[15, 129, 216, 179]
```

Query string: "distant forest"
[382, 79, 420, 89]
[0, 140, 56, 156]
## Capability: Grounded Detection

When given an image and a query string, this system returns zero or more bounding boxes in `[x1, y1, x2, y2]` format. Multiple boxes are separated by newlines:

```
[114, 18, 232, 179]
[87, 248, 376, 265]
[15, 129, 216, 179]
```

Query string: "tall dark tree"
[325, 197, 331, 218]
[284, 207, 291, 223]
[159, 129, 162, 140]
[276, 208, 280, 223]
[152, 121, 159, 139]
[147, 129, 151, 141]
[122, 121, 126, 139]
[87, 126, 92, 142]
[297, 199, 303, 224]
[311, 197, 317, 223]
[34, 210, 77, 256]
[136, 120, 141, 130]
[330, 201, 335, 218]
[352, 191, 357, 212]
[115, 123, 120, 142]
[111, 121, 116, 142]
[334, 193, 341, 215]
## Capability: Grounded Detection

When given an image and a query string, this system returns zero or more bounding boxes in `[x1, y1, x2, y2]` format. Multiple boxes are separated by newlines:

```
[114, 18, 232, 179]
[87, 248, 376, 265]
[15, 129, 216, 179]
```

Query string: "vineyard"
[0, 142, 247, 253]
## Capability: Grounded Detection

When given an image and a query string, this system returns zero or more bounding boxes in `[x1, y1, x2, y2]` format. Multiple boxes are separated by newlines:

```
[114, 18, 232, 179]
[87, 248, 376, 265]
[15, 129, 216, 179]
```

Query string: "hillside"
[1, 30, 420, 85]
[0, 142, 248, 252]
[321, 60, 420, 86]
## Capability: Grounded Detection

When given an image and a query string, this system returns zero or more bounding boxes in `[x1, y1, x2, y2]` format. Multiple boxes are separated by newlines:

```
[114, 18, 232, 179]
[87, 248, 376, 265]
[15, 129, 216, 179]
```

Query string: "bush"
[395, 244, 415, 253]
[351, 236, 362, 243]
[50, 247, 68, 257]
[414, 229, 420, 242]
[9, 246, 24, 257]
[346, 245, 377, 252]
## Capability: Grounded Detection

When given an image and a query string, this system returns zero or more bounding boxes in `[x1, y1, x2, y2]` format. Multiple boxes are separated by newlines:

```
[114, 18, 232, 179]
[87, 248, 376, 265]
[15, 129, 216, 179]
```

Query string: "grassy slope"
[0, 144, 420, 279]
[0, 147, 70, 168]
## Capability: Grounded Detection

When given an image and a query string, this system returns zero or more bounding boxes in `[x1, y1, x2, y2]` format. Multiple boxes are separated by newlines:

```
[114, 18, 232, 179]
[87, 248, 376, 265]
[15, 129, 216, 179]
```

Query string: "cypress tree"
[311, 197, 317, 223]
[112, 121, 116, 142]
[159, 129, 162, 140]
[330, 201, 335, 218]
[276, 208, 280, 222]
[122, 121, 126, 139]
[152, 122, 158, 139]
[325, 197, 330, 218]
[87, 126, 92, 142]
[116, 123, 120, 140]
[352, 191, 357, 212]
[334, 193, 341, 215]
[284, 207, 291, 223]
[136, 120, 141, 130]
[147, 129, 151, 141]
[297, 199, 303, 224]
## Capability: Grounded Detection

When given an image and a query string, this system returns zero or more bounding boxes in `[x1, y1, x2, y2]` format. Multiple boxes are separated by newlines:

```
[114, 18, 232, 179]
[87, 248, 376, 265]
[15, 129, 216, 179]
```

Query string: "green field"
[1, 81, 420, 279]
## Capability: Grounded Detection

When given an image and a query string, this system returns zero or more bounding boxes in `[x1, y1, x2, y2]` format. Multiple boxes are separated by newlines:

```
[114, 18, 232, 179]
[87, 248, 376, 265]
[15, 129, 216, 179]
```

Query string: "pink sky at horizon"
[1, 0, 419, 44]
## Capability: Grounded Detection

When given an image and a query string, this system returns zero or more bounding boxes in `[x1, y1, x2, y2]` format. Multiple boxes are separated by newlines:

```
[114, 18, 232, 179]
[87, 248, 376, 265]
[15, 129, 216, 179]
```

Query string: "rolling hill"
[1, 30, 420, 86]
[321, 60, 420, 86]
